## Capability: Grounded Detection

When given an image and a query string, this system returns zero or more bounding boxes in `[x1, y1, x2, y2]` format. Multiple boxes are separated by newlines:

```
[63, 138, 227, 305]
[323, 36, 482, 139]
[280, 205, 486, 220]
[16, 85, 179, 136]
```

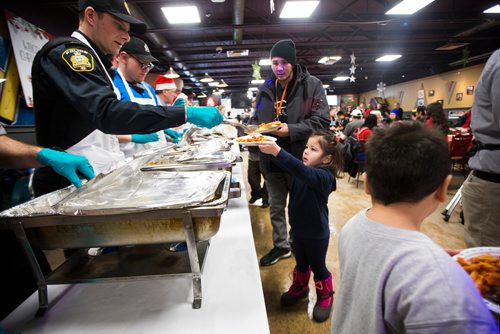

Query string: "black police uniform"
[32, 31, 186, 195]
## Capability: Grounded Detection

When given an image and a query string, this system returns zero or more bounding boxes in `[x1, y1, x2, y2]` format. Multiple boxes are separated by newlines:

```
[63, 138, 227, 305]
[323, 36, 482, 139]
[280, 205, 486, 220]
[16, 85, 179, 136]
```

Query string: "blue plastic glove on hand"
[164, 129, 182, 143]
[131, 133, 159, 144]
[37, 148, 95, 188]
[186, 106, 223, 129]
[173, 98, 185, 106]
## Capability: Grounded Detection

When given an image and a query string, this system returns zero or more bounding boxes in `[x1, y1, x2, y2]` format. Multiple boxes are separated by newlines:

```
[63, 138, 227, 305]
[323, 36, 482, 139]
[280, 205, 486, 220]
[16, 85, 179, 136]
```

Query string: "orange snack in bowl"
[456, 253, 500, 298]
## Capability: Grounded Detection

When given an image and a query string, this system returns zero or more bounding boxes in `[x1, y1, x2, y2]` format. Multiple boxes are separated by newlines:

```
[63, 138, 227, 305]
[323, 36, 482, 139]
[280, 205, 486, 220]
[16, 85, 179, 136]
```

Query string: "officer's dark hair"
[310, 129, 343, 178]
[365, 121, 450, 205]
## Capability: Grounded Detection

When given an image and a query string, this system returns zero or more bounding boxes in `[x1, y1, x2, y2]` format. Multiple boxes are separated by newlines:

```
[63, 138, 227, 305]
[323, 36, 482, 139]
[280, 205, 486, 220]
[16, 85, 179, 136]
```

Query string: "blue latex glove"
[131, 133, 159, 144]
[37, 148, 95, 188]
[173, 97, 185, 106]
[186, 106, 223, 129]
[164, 128, 182, 143]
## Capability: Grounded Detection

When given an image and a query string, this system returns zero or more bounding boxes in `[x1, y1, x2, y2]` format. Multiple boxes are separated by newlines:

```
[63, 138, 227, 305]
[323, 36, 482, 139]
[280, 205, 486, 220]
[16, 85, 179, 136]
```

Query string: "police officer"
[32, 0, 222, 196]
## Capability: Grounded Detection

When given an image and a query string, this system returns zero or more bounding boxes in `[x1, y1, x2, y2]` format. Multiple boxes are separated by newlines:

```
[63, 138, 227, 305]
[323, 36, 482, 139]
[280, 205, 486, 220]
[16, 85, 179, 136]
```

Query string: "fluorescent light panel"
[280, 1, 320, 18]
[251, 79, 265, 84]
[248, 87, 259, 91]
[162, 6, 201, 24]
[318, 56, 341, 64]
[322, 84, 330, 88]
[484, 5, 500, 13]
[385, 0, 435, 15]
[376, 54, 402, 62]
[259, 59, 272, 66]
[333, 76, 349, 81]
[208, 81, 219, 87]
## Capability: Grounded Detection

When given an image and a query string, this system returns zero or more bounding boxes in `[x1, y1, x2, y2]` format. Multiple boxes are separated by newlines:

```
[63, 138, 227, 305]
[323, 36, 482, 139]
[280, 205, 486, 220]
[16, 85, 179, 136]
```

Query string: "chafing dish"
[0, 159, 232, 314]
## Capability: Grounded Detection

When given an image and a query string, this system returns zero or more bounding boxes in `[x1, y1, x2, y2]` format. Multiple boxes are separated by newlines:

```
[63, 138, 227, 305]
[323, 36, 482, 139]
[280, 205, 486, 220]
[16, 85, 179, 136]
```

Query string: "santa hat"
[154, 75, 176, 91]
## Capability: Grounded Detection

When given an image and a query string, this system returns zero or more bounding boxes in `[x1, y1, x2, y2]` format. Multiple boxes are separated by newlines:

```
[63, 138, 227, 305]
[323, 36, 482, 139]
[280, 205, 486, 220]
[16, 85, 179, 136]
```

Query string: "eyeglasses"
[128, 54, 155, 71]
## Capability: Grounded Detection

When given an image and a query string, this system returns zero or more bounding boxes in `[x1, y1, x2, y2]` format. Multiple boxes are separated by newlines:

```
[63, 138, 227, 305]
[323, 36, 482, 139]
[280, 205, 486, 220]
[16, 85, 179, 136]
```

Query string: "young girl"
[258, 129, 343, 323]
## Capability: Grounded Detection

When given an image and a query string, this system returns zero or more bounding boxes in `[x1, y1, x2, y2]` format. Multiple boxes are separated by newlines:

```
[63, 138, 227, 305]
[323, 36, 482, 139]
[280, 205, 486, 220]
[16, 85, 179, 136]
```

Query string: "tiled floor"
[242, 151, 466, 334]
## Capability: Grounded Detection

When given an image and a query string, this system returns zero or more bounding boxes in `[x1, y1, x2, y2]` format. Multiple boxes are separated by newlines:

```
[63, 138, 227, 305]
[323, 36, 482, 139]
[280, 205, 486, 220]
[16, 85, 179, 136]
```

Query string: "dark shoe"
[259, 247, 292, 266]
[249, 195, 261, 204]
[261, 201, 269, 208]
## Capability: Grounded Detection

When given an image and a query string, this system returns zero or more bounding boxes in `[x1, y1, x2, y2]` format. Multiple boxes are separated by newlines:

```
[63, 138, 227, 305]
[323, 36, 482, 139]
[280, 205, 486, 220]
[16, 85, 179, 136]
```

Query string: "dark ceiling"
[3, 0, 500, 95]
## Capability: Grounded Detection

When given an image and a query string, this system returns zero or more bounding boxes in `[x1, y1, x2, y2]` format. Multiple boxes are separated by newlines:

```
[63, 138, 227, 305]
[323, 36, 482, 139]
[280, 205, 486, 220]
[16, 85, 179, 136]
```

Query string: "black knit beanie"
[270, 39, 296, 65]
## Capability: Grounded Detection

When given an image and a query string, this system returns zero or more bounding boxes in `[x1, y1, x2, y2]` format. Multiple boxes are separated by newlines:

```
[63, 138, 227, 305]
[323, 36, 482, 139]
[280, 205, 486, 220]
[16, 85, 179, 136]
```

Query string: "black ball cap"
[79, 0, 147, 35]
[120, 37, 158, 64]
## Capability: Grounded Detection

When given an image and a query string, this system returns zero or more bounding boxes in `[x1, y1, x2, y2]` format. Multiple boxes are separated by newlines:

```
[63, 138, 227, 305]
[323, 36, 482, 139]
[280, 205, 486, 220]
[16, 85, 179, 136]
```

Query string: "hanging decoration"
[252, 62, 262, 80]
[349, 52, 356, 82]
[377, 82, 386, 98]
[270, 0, 275, 14]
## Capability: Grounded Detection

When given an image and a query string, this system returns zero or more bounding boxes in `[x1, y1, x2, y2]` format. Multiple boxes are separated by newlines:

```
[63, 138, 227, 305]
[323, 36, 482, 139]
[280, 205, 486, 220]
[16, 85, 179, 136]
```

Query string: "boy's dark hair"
[365, 121, 450, 205]
[311, 129, 344, 178]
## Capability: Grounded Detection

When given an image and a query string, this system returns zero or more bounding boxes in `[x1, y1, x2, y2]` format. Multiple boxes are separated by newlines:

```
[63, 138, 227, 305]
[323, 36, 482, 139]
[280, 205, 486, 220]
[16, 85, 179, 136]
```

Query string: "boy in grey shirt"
[331, 122, 497, 334]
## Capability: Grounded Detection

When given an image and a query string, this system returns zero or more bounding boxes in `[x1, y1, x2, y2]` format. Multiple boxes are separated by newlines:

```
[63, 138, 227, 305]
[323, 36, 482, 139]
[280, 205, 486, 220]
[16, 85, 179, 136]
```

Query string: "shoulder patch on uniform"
[61, 48, 94, 72]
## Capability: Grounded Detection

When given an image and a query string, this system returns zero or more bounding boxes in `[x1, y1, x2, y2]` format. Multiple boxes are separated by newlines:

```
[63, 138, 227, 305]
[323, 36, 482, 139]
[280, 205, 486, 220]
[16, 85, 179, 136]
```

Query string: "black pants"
[248, 159, 268, 202]
[294, 236, 330, 280]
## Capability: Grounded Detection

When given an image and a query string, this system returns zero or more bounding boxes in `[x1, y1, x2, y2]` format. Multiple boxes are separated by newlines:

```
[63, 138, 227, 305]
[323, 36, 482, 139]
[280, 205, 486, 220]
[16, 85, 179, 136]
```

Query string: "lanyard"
[274, 79, 289, 120]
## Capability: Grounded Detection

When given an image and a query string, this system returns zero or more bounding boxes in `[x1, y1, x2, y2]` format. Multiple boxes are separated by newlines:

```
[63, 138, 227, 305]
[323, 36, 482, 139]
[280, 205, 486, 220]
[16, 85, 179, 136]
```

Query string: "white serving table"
[1, 157, 270, 334]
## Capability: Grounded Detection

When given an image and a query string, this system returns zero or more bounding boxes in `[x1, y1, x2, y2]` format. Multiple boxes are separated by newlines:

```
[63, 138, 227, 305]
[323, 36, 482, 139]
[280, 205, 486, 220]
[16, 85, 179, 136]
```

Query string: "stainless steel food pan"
[0, 173, 230, 250]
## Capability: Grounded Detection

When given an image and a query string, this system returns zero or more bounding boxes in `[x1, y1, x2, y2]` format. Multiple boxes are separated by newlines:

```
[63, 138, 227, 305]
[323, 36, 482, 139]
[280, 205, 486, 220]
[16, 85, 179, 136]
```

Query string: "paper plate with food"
[235, 135, 277, 146]
[254, 121, 282, 134]
[453, 247, 500, 314]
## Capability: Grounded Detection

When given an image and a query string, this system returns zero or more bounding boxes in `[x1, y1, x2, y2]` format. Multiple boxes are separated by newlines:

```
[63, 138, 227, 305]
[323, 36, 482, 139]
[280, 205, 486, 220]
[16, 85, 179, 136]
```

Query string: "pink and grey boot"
[280, 267, 311, 307]
[312, 272, 334, 322]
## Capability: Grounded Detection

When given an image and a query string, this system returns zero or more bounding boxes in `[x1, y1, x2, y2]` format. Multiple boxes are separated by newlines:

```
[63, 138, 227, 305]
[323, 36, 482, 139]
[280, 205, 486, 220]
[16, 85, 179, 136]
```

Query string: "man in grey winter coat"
[253, 39, 330, 266]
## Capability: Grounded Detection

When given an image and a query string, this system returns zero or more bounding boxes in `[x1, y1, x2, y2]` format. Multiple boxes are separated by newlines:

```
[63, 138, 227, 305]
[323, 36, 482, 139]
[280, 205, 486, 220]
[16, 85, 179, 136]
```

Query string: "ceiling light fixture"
[248, 87, 259, 91]
[318, 56, 342, 64]
[200, 73, 214, 83]
[376, 54, 402, 62]
[322, 84, 330, 88]
[332, 76, 349, 81]
[280, 1, 320, 18]
[483, 4, 500, 13]
[217, 79, 229, 88]
[259, 59, 272, 66]
[197, 92, 207, 98]
[164, 66, 180, 78]
[208, 81, 220, 87]
[162, 6, 201, 24]
[385, 0, 435, 15]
